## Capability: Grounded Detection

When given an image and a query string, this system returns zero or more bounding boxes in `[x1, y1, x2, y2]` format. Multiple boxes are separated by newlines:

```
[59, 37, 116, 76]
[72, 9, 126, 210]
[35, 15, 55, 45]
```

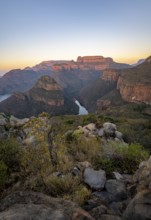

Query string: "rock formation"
[0, 191, 94, 220]
[0, 76, 78, 118]
[0, 55, 130, 96]
[117, 56, 151, 104]
[79, 55, 151, 112]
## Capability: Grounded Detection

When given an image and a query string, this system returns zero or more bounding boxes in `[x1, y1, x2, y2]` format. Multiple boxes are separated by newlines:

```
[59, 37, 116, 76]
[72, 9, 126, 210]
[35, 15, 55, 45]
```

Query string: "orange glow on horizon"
[0, 53, 150, 74]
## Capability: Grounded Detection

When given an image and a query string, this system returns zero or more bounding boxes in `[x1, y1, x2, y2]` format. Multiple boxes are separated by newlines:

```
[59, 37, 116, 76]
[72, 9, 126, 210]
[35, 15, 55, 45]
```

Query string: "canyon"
[0, 55, 150, 118]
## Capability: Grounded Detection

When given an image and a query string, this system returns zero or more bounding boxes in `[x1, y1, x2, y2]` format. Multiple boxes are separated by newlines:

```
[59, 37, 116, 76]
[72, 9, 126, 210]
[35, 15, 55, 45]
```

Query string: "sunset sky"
[0, 0, 151, 75]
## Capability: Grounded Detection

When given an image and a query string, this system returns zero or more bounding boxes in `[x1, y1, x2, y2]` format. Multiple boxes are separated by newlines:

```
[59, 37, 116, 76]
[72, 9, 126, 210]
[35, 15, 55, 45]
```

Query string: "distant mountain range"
[0, 55, 150, 118]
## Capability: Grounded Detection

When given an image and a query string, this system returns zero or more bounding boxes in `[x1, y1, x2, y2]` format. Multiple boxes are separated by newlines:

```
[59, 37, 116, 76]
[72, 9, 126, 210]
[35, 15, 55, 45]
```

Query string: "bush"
[0, 161, 8, 188]
[66, 136, 101, 164]
[73, 185, 91, 205]
[95, 142, 149, 174]
[44, 174, 80, 197]
[0, 138, 21, 173]
[21, 142, 52, 178]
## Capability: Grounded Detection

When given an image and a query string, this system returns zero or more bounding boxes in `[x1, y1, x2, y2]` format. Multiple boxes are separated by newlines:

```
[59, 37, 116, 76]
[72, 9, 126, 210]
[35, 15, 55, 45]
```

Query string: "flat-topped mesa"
[77, 56, 113, 64]
[52, 61, 78, 72]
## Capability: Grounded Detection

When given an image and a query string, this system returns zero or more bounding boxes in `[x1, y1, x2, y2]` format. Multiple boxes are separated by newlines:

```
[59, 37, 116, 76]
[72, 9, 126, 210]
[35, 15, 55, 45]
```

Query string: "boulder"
[83, 123, 96, 132]
[123, 190, 151, 220]
[103, 122, 117, 137]
[84, 168, 106, 190]
[0, 191, 95, 220]
[112, 172, 124, 181]
[10, 115, 29, 127]
[115, 131, 123, 141]
[105, 180, 127, 202]
[93, 191, 116, 204]
[101, 214, 121, 220]
[133, 156, 151, 191]
[98, 128, 104, 137]
[0, 114, 7, 126]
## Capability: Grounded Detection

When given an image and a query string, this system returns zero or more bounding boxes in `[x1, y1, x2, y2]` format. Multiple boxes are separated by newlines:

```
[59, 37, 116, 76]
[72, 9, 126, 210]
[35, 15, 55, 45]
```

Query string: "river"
[0, 94, 11, 102]
[75, 100, 88, 115]
[0, 95, 88, 116]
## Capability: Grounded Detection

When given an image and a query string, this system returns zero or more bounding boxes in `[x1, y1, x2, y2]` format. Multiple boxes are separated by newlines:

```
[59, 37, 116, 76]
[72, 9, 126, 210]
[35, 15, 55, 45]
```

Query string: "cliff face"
[0, 76, 78, 118]
[117, 56, 151, 104]
[77, 56, 130, 70]
[102, 69, 121, 81]
[117, 77, 151, 104]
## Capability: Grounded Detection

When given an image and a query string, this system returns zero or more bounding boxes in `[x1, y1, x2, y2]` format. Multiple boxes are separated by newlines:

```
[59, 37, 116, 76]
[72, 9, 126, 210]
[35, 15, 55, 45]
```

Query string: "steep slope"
[79, 69, 122, 112]
[0, 69, 51, 95]
[117, 56, 151, 104]
[0, 76, 78, 118]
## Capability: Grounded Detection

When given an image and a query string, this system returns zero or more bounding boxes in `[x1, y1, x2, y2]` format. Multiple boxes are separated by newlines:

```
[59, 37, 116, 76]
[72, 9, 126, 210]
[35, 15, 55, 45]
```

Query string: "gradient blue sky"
[0, 0, 151, 74]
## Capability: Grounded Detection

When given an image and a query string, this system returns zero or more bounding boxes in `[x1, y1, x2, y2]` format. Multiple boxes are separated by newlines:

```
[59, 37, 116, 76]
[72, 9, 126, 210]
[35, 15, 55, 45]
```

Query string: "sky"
[0, 0, 151, 75]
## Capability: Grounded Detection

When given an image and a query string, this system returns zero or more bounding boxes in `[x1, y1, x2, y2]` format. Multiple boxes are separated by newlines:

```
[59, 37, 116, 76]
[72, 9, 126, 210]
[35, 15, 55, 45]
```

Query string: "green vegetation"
[0, 113, 150, 205]
[0, 138, 21, 189]
[95, 142, 149, 174]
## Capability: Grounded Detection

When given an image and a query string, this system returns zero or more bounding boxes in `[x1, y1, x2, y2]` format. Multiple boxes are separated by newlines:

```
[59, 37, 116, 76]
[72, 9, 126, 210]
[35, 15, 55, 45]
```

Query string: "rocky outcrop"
[123, 190, 151, 220]
[102, 69, 121, 82]
[0, 76, 78, 118]
[117, 77, 151, 104]
[117, 56, 151, 105]
[77, 56, 130, 70]
[0, 191, 94, 220]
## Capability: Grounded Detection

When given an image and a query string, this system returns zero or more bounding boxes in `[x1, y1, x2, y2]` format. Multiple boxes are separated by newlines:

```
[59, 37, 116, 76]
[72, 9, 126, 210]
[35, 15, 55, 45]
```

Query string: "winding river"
[0, 95, 88, 116]
[75, 100, 88, 115]
[0, 94, 11, 102]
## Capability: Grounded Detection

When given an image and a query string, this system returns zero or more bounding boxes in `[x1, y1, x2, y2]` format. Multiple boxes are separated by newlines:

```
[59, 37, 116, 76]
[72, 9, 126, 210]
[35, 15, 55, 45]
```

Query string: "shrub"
[95, 142, 149, 174]
[38, 112, 50, 118]
[21, 142, 52, 178]
[44, 174, 80, 197]
[66, 136, 101, 164]
[73, 185, 91, 205]
[0, 161, 8, 188]
[0, 138, 21, 173]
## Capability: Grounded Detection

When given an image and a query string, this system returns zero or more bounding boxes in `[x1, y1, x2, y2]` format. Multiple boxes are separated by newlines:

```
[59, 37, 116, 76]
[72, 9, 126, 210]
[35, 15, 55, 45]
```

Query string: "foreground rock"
[84, 168, 106, 190]
[123, 190, 151, 220]
[0, 191, 94, 220]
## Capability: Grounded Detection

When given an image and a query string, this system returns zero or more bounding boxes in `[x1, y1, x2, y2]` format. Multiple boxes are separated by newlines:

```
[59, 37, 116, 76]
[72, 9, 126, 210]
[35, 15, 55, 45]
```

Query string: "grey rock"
[115, 131, 123, 141]
[105, 180, 127, 201]
[133, 156, 151, 191]
[0, 117, 7, 126]
[0, 191, 94, 220]
[10, 115, 29, 127]
[90, 205, 112, 219]
[93, 191, 115, 204]
[84, 168, 106, 190]
[109, 200, 128, 216]
[101, 214, 121, 220]
[123, 190, 151, 220]
[112, 172, 123, 181]
[103, 122, 117, 137]
[98, 128, 104, 137]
